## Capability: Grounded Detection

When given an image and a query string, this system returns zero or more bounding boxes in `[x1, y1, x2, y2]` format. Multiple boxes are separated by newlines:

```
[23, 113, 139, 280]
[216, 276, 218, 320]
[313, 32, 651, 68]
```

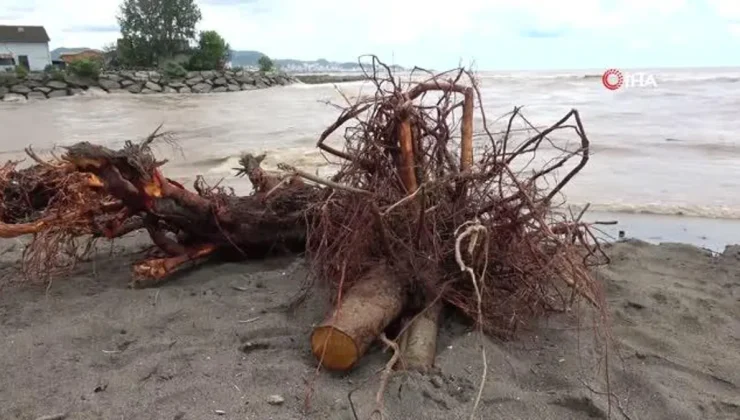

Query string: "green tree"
[188, 30, 230, 71]
[258, 55, 274, 72]
[116, 0, 202, 67]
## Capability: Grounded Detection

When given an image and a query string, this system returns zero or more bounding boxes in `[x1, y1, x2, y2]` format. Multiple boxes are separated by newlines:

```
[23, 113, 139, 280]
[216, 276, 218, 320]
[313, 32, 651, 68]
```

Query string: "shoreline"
[293, 74, 367, 84]
[584, 210, 740, 252]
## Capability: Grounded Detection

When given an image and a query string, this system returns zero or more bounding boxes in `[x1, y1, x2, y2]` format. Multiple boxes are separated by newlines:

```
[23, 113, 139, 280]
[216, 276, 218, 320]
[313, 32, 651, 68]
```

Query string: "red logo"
[602, 69, 623, 90]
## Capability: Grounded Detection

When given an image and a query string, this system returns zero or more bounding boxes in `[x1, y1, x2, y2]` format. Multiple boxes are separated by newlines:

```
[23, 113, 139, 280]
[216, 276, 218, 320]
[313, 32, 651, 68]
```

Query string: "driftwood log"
[0, 134, 320, 286]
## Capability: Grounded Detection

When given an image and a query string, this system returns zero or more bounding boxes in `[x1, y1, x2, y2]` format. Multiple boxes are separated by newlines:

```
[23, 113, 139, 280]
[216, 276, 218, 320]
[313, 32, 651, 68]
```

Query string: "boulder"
[127, 84, 143, 94]
[133, 71, 149, 81]
[200, 70, 216, 79]
[168, 81, 185, 88]
[64, 74, 95, 87]
[140, 88, 156, 94]
[163, 86, 177, 93]
[178, 86, 192, 93]
[69, 88, 83, 96]
[236, 74, 255, 84]
[34, 86, 52, 93]
[144, 81, 163, 92]
[27, 72, 46, 82]
[100, 73, 122, 82]
[99, 79, 121, 91]
[47, 89, 68, 98]
[149, 72, 162, 83]
[186, 71, 200, 79]
[185, 76, 203, 86]
[212, 86, 228, 93]
[0, 74, 19, 85]
[2, 93, 26, 102]
[0, 86, 8, 96]
[191, 83, 211, 93]
[10, 84, 31, 94]
[227, 84, 240, 92]
[120, 79, 135, 87]
[240, 84, 257, 91]
[213, 77, 227, 86]
[46, 80, 68, 89]
[26, 91, 47, 100]
[255, 79, 269, 89]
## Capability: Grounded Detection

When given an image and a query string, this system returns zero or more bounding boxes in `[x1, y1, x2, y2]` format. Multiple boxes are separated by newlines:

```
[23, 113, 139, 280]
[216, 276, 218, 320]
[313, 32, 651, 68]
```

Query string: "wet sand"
[0, 234, 739, 420]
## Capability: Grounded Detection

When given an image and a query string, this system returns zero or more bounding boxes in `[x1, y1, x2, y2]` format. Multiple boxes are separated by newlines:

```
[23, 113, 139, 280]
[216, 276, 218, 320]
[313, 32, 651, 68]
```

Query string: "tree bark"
[397, 302, 442, 372]
[311, 264, 405, 371]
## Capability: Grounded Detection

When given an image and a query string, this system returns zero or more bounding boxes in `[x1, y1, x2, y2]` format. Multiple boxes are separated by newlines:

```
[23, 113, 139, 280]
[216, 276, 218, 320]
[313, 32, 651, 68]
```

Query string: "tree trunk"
[397, 302, 442, 371]
[311, 264, 405, 371]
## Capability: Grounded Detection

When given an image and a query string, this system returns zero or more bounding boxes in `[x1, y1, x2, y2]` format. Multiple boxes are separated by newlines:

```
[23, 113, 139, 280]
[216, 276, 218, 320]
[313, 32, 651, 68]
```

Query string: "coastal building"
[0, 25, 52, 71]
[59, 49, 104, 64]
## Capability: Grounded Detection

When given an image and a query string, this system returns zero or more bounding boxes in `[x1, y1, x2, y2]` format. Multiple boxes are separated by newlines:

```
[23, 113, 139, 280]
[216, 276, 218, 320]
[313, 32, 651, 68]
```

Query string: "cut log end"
[311, 326, 360, 371]
[310, 264, 405, 371]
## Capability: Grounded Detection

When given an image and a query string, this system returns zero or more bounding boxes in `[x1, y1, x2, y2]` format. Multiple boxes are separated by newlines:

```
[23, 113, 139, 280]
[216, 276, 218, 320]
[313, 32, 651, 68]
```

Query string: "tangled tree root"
[1, 56, 612, 418]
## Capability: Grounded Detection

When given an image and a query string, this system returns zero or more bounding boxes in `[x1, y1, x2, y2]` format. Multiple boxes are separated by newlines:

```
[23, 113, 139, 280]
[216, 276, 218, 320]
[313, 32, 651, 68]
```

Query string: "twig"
[579, 379, 635, 420]
[34, 414, 68, 420]
[369, 333, 401, 420]
[381, 186, 422, 216]
[279, 164, 371, 195]
[237, 317, 261, 324]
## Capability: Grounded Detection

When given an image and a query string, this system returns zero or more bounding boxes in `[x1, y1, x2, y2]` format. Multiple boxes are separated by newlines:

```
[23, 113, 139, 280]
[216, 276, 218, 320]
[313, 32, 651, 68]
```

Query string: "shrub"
[164, 62, 188, 78]
[258, 55, 274, 72]
[15, 65, 28, 78]
[67, 58, 101, 79]
[44, 65, 65, 81]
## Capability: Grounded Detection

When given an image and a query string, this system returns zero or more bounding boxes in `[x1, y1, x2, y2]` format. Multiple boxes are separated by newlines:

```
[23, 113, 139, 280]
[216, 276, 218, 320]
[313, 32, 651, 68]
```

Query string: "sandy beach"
[1, 232, 738, 420]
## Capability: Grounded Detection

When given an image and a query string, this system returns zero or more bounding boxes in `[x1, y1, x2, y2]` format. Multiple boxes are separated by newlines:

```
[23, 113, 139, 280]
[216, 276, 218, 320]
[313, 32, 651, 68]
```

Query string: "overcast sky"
[1, 0, 740, 70]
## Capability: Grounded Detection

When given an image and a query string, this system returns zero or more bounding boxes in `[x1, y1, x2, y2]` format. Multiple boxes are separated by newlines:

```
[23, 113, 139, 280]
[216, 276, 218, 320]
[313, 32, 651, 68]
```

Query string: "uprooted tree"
[0, 57, 610, 418]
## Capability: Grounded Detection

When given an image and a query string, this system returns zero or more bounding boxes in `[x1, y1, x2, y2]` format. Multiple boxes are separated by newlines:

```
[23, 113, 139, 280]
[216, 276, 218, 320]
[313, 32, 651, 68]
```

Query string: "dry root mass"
[0, 57, 610, 385]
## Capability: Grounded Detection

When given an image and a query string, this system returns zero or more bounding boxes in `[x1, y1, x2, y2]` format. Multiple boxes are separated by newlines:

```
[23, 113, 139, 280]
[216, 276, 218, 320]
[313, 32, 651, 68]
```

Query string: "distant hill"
[228, 50, 266, 67]
[50, 47, 92, 60]
[229, 50, 405, 72]
[52, 47, 404, 72]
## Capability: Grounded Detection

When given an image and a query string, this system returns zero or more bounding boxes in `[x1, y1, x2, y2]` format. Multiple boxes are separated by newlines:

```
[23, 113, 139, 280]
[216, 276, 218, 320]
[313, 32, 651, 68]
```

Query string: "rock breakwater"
[0, 70, 297, 102]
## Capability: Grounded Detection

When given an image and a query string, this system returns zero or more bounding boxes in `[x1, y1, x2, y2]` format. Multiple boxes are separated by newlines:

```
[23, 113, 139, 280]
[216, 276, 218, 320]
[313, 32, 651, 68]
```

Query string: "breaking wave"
[572, 202, 740, 220]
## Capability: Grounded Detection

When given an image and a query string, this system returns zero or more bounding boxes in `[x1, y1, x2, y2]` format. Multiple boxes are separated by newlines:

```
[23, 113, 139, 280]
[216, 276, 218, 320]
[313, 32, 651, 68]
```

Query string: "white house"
[0, 25, 52, 71]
